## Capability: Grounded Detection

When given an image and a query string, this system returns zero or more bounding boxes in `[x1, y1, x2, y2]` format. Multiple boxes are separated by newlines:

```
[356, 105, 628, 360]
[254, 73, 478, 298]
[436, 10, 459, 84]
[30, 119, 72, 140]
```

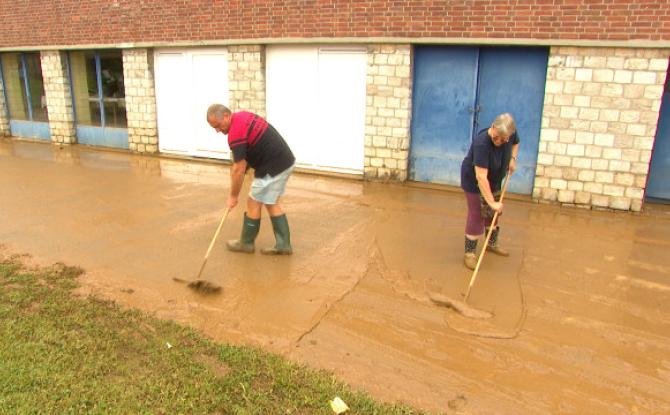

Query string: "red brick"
[1, 0, 670, 47]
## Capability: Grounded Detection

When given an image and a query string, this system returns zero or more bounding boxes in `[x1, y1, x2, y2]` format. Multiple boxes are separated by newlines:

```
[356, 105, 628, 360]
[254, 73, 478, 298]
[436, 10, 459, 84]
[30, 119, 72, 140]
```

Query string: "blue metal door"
[646, 73, 670, 202]
[410, 46, 548, 195]
[410, 46, 478, 184]
[477, 47, 548, 194]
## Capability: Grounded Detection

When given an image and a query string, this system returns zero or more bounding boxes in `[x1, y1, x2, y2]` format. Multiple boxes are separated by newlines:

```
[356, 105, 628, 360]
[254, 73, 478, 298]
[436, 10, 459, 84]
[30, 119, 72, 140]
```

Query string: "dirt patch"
[195, 353, 231, 379]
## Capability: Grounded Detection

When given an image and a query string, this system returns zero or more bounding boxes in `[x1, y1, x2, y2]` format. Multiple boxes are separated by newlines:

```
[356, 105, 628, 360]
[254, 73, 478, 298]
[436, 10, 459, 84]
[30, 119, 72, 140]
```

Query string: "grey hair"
[492, 113, 516, 137]
[206, 104, 231, 120]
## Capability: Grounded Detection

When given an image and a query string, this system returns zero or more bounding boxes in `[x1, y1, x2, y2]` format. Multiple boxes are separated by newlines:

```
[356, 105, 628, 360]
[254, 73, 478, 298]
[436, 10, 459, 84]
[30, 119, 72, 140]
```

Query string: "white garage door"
[266, 45, 367, 174]
[154, 48, 230, 159]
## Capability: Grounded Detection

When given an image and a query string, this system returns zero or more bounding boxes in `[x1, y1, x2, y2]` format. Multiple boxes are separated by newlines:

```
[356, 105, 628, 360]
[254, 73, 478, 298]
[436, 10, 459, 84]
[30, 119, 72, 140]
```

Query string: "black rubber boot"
[226, 213, 260, 253]
[261, 214, 292, 255]
[464, 236, 478, 270]
[486, 226, 509, 256]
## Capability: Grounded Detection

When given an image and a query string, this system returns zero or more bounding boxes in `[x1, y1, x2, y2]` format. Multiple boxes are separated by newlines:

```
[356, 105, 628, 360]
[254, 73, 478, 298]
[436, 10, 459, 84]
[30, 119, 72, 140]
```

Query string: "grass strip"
[0, 256, 423, 414]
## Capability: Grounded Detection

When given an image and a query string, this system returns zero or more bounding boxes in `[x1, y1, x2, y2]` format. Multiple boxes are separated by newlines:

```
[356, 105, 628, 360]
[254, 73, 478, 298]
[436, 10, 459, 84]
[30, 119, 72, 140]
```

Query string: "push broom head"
[173, 277, 222, 294]
[187, 280, 222, 294]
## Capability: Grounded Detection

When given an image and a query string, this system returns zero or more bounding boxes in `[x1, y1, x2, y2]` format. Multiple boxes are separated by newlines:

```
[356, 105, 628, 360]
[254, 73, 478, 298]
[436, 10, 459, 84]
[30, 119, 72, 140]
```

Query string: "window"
[69, 50, 126, 128]
[0, 52, 48, 122]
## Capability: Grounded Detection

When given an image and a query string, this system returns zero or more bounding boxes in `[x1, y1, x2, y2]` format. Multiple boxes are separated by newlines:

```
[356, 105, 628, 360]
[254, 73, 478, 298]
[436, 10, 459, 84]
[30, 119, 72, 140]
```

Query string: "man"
[207, 104, 296, 255]
[460, 113, 519, 270]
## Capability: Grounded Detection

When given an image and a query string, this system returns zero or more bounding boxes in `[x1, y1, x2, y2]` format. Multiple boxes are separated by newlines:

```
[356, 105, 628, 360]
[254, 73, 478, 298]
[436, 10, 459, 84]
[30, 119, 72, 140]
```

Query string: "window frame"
[0, 56, 8, 119]
[67, 49, 126, 129]
[1, 52, 46, 122]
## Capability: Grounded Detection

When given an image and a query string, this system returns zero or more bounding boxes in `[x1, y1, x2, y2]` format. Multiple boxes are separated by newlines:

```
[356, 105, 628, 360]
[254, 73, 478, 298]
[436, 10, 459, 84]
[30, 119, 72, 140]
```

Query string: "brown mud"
[1, 139, 669, 414]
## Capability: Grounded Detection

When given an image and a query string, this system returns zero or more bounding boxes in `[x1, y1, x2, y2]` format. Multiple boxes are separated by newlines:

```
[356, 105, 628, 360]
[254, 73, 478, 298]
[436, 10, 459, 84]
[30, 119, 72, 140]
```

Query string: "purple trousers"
[464, 191, 495, 236]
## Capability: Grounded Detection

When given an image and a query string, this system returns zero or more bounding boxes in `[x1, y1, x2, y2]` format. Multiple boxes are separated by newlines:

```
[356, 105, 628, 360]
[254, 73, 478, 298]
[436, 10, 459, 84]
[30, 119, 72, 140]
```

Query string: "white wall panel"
[266, 45, 366, 174]
[155, 48, 229, 159]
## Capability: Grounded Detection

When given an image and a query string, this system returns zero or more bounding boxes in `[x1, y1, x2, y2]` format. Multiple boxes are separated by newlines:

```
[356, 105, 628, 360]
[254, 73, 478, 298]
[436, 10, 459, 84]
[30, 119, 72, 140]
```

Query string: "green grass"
[0, 257, 423, 414]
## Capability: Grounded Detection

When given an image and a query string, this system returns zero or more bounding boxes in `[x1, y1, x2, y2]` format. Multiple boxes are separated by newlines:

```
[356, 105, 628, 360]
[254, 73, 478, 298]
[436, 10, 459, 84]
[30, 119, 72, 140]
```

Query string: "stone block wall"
[122, 49, 158, 153]
[365, 44, 412, 181]
[534, 47, 669, 212]
[228, 45, 266, 116]
[40, 51, 76, 144]
[0, 69, 9, 137]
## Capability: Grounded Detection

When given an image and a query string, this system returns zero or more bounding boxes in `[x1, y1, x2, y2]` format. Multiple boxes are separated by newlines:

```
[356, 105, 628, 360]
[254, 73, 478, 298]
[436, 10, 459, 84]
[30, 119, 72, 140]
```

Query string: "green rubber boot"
[261, 214, 292, 255]
[226, 213, 260, 253]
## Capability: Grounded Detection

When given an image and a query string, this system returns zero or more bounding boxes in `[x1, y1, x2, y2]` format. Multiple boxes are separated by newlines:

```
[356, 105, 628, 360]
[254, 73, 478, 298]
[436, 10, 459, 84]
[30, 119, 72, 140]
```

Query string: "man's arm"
[227, 159, 248, 209]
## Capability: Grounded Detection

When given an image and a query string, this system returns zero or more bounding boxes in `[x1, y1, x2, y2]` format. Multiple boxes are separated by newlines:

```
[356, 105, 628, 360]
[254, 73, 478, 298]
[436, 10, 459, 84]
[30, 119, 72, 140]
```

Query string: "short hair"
[206, 104, 231, 120]
[492, 113, 516, 137]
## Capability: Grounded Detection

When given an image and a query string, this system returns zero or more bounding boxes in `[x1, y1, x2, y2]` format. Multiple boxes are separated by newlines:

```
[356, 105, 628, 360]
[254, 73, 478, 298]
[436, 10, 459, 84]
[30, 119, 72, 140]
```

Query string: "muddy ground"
[1, 139, 669, 414]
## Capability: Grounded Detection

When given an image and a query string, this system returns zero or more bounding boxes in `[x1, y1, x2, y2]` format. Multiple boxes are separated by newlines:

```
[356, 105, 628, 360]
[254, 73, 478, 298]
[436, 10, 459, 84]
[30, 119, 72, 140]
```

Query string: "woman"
[460, 113, 519, 269]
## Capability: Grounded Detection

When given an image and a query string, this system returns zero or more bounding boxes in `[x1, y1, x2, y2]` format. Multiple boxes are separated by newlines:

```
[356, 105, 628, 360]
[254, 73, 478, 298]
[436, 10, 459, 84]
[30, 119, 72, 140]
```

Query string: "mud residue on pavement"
[2, 139, 669, 414]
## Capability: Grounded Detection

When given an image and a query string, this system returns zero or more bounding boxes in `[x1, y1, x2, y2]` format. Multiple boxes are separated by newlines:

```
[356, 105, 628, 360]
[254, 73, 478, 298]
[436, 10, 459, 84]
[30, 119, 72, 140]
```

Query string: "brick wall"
[365, 44, 412, 181]
[40, 51, 76, 144]
[1, 1, 670, 48]
[122, 49, 158, 153]
[228, 45, 266, 116]
[534, 47, 670, 211]
[0, 71, 9, 136]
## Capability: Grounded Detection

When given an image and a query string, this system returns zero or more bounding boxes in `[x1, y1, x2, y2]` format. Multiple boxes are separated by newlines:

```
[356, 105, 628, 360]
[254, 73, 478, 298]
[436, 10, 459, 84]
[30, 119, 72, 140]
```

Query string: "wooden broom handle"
[464, 171, 512, 302]
[195, 207, 230, 281]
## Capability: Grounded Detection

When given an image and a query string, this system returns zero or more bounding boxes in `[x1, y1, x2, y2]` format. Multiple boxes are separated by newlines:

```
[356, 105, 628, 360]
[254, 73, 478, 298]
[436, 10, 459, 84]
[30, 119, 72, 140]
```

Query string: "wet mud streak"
[371, 240, 432, 304]
[294, 248, 373, 344]
[443, 249, 527, 339]
[294, 221, 377, 344]
[285, 206, 374, 287]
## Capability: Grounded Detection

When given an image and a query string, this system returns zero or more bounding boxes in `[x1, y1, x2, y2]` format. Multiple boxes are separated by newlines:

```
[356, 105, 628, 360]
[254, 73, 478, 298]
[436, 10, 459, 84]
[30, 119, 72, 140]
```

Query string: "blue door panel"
[410, 46, 478, 185]
[77, 126, 129, 149]
[646, 91, 670, 201]
[412, 155, 465, 185]
[9, 120, 50, 141]
[477, 47, 548, 194]
[410, 46, 548, 195]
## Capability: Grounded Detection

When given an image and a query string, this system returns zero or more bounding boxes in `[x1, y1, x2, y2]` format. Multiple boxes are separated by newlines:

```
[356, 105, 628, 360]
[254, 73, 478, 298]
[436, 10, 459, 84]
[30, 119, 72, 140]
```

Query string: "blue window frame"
[0, 52, 48, 122]
[0, 52, 50, 140]
[68, 50, 128, 148]
[0, 58, 8, 119]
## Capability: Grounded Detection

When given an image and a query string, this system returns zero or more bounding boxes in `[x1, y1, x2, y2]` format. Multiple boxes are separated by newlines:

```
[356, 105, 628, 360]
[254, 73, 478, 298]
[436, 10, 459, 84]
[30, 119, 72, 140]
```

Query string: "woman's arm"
[475, 166, 503, 212]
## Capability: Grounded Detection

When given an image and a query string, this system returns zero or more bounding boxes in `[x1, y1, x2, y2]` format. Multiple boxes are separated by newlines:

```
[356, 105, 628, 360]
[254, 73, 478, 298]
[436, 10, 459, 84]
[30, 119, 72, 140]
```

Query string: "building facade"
[1, 1, 669, 211]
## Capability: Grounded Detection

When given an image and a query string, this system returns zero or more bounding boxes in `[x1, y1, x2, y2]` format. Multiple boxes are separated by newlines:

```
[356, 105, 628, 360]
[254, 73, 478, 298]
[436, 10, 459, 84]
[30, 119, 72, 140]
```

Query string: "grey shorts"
[249, 164, 295, 205]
